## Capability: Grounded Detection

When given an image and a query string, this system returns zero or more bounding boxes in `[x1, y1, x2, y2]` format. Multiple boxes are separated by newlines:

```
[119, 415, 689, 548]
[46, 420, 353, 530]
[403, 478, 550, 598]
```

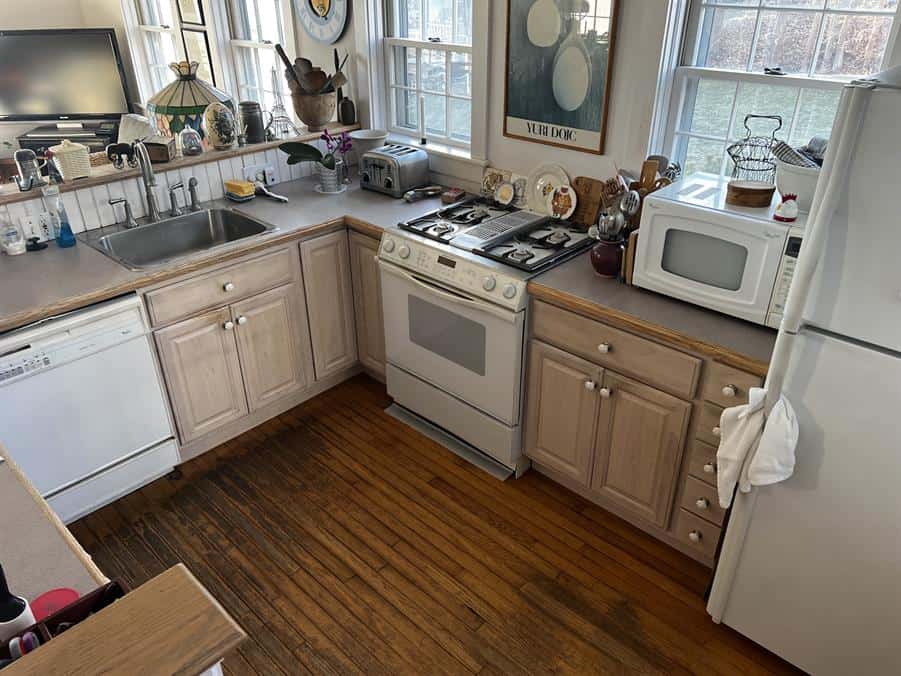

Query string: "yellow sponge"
[223, 179, 255, 198]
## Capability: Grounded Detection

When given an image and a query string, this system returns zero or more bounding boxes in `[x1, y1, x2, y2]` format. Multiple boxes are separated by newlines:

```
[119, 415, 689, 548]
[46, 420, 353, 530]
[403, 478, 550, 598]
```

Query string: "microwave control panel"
[766, 225, 805, 328]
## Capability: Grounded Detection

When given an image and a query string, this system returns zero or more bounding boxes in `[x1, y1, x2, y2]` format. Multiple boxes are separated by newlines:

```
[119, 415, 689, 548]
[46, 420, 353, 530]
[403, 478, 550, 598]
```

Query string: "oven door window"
[662, 229, 748, 291]
[409, 295, 487, 376]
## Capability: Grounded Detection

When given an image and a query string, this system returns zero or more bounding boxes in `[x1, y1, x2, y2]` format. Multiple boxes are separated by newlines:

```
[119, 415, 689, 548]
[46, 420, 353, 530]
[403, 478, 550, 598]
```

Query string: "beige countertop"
[529, 252, 777, 376]
[0, 177, 442, 334]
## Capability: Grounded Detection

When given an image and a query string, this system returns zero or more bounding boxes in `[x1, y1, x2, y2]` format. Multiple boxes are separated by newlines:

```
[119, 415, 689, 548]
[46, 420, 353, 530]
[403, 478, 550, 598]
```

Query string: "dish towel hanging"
[715, 387, 799, 508]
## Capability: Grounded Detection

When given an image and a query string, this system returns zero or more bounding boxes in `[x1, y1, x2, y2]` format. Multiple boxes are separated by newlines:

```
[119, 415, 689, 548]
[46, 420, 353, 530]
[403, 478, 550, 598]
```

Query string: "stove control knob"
[382, 238, 396, 253]
[398, 244, 411, 259]
[482, 276, 497, 292]
[502, 283, 517, 299]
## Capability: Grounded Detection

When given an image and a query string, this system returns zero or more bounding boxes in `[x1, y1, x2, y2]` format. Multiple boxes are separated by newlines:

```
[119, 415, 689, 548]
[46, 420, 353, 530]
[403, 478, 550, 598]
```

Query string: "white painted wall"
[486, 0, 668, 177]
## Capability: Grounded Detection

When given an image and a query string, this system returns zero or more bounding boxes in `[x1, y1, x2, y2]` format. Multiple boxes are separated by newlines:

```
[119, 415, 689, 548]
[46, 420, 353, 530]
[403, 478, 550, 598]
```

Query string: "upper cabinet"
[348, 231, 386, 379]
[300, 230, 359, 380]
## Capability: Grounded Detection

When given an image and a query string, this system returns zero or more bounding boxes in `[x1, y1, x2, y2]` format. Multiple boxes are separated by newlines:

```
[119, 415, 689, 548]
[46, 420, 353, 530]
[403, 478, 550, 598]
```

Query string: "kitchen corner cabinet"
[300, 230, 359, 380]
[348, 230, 386, 378]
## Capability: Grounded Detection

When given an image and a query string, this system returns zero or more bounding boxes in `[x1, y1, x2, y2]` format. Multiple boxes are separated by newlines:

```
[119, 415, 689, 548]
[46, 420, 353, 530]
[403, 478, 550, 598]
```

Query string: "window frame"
[652, 0, 901, 176]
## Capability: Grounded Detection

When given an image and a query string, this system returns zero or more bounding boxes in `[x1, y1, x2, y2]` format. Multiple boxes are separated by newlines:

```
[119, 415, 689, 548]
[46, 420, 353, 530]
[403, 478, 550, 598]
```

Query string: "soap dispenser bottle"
[0, 564, 36, 642]
[41, 185, 76, 248]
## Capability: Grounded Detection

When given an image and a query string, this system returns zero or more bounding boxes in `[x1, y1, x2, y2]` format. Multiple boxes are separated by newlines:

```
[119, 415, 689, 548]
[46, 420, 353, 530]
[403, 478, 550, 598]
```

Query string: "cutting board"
[570, 176, 604, 227]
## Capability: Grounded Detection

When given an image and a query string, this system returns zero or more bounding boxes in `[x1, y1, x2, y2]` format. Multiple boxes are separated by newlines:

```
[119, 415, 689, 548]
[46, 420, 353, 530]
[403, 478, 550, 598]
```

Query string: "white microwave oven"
[633, 174, 804, 328]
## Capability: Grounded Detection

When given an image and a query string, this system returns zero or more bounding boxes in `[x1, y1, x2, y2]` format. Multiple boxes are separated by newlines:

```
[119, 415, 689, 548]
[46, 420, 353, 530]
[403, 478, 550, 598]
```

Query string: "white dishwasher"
[0, 295, 178, 523]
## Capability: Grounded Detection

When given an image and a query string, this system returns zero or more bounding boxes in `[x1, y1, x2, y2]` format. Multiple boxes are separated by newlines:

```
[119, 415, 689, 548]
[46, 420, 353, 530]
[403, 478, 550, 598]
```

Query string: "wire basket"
[726, 115, 782, 184]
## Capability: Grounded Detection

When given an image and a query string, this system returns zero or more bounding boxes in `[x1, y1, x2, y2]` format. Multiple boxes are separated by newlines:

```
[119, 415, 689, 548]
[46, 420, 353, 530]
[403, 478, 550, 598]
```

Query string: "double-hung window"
[229, 0, 294, 112]
[661, 0, 900, 176]
[384, 0, 474, 149]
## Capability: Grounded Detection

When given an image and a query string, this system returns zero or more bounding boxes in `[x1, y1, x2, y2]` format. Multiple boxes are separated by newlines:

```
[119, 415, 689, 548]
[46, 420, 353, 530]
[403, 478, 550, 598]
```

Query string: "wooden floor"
[71, 375, 797, 675]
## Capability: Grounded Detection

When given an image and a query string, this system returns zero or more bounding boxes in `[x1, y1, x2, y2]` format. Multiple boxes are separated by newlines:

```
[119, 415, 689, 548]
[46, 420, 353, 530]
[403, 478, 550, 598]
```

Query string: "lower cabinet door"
[348, 231, 386, 378]
[524, 340, 603, 485]
[231, 283, 314, 411]
[590, 371, 691, 527]
[155, 307, 248, 443]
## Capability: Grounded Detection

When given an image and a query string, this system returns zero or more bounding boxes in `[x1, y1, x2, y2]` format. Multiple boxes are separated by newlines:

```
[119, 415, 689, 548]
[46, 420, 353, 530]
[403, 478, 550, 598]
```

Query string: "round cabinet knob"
[712, 426, 721, 437]
[695, 497, 710, 510]
[722, 384, 737, 398]
[502, 283, 517, 299]
[223, 321, 235, 331]
[223, 282, 235, 292]
[383, 238, 396, 253]
[599, 387, 612, 399]
[398, 245, 411, 259]
[584, 380, 597, 391]
[597, 342, 611, 354]
[237, 316, 248, 326]
[703, 462, 717, 474]
[482, 276, 497, 292]
[688, 530, 702, 543]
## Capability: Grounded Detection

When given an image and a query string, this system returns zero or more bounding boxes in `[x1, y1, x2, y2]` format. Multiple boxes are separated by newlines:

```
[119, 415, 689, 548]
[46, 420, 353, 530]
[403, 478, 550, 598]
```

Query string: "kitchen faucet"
[168, 180, 185, 217]
[133, 140, 161, 223]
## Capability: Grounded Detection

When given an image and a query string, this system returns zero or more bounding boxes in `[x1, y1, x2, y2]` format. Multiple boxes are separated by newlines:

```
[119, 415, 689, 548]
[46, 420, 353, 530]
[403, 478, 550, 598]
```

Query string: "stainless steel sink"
[90, 209, 274, 270]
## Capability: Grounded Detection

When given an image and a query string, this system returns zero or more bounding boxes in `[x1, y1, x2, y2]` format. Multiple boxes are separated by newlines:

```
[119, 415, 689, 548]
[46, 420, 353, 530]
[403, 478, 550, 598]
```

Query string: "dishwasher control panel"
[0, 353, 51, 383]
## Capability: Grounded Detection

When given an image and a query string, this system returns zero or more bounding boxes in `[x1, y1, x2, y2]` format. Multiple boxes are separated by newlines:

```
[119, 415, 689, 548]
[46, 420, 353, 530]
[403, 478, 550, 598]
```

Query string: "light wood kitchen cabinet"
[155, 307, 248, 443]
[231, 283, 313, 411]
[348, 231, 386, 378]
[590, 372, 691, 527]
[524, 340, 602, 484]
[299, 230, 358, 380]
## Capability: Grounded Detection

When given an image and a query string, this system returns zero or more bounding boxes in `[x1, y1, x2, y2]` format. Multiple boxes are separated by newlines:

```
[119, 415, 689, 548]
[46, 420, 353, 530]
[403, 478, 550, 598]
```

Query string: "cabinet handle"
[223, 282, 235, 292]
[695, 497, 710, 510]
[712, 426, 721, 437]
[688, 530, 702, 543]
[584, 380, 597, 391]
[597, 342, 611, 354]
[223, 320, 235, 330]
[703, 462, 717, 474]
[236, 315, 248, 326]
[599, 387, 612, 399]
[722, 384, 737, 397]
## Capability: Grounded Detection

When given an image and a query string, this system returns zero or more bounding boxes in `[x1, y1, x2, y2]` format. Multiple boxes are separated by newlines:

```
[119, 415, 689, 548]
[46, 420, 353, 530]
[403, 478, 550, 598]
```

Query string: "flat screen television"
[0, 29, 132, 121]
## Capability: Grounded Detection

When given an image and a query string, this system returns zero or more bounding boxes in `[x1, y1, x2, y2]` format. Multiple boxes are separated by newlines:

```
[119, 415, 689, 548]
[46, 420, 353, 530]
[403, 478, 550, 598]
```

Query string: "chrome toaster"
[360, 144, 430, 198]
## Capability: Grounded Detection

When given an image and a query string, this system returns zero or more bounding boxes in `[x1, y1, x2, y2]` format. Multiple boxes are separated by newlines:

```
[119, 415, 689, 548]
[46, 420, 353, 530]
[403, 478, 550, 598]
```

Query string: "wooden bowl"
[291, 91, 337, 132]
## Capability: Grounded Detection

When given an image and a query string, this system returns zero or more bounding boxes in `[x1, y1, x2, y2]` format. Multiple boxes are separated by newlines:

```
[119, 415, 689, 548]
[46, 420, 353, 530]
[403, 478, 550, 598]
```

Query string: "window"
[384, 0, 474, 148]
[229, 0, 295, 112]
[661, 0, 900, 176]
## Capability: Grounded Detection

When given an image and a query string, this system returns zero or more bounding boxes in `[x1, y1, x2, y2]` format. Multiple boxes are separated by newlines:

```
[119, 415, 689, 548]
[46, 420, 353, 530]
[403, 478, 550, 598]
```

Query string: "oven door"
[633, 199, 789, 324]
[380, 260, 525, 426]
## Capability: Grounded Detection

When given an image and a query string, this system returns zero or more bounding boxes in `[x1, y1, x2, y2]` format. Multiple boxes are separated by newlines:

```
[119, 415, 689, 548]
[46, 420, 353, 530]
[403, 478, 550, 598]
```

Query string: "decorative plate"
[294, 0, 348, 44]
[546, 185, 578, 220]
[494, 181, 516, 206]
[526, 163, 570, 214]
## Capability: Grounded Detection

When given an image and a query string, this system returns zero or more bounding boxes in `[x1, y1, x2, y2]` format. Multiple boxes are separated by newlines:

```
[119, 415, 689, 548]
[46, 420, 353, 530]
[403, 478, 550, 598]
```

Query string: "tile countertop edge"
[528, 255, 777, 378]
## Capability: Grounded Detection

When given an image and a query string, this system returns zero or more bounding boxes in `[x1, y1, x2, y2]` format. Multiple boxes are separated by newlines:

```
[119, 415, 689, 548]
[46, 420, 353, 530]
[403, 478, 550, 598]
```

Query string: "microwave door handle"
[379, 261, 517, 324]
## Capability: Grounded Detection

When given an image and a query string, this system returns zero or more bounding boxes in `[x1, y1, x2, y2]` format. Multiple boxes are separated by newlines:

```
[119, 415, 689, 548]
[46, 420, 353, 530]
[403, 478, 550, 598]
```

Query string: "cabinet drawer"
[696, 401, 724, 446]
[671, 508, 721, 560]
[687, 438, 718, 486]
[701, 361, 763, 408]
[680, 476, 725, 526]
[531, 300, 701, 399]
[146, 247, 296, 326]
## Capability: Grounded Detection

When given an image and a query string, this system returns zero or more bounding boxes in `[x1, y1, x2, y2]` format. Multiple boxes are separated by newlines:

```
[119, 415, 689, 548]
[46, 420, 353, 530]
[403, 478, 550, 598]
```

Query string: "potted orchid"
[278, 130, 352, 194]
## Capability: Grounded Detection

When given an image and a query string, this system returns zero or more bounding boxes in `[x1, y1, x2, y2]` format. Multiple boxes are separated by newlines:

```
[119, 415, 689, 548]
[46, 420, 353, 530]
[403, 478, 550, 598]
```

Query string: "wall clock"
[294, 0, 348, 44]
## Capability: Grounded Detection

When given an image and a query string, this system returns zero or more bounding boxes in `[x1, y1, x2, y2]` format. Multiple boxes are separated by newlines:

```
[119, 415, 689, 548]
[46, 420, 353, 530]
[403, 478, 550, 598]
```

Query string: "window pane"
[183, 30, 214, 84]
[828, 0, 897, 9]
[730, 82, 797, 141]
[454, 0, 472, 45]
[679, 135, 726, 175]
[762, 0, 824, 7]
[450, 52, 471, 96]
[140, 0, 173, 25]
[450, 98, 471, 142]
[695, 7, 757, 69]
[750, 11, 820, 74]
[679, 78, 736, 136]
[790, 88, 841, 145]
[146, 29, 179, 68]
[426, 0, 454, 42]
[391, 46, 417, 88]
[177, 0, 204, 24]
[423, 93, 446, 135]
[421, 49, 446, 93]
[256, 0, 284, 43]
[396, 0, 423, 39]
[814, 13, 892, 76]
[394, 88, 418, 131]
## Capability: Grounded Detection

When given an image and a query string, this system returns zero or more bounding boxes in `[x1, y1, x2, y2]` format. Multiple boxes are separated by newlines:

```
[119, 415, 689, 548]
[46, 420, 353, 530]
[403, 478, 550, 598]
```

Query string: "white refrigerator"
[707, 65, 901, 675]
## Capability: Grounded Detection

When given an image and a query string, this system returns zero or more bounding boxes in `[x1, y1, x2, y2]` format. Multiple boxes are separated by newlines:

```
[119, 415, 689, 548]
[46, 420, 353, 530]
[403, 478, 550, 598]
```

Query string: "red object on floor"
[30, 588, 80, 621]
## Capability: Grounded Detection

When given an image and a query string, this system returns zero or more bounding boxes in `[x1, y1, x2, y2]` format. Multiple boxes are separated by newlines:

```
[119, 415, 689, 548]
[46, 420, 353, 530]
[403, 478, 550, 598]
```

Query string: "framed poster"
[504, 0, 619, 155]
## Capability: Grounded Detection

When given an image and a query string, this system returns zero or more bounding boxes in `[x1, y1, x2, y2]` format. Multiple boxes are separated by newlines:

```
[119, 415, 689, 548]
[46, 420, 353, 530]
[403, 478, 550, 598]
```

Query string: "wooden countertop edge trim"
[0, 216, 358, 334]
[346, 216, 384, 240]
[0, 124, 361, 207]
[0, 450, 107, 586]
[6, 564, 245, 676]
[527, 281, 770, 378]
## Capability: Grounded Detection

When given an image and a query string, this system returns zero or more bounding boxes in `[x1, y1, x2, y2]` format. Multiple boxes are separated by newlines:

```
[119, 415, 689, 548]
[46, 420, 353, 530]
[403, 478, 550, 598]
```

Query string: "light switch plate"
[243, 164, 277, 186]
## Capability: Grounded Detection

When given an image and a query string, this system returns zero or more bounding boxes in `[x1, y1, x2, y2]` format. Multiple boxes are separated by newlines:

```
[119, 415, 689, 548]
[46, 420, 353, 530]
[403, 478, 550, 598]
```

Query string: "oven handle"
[379, 260, 518, 324]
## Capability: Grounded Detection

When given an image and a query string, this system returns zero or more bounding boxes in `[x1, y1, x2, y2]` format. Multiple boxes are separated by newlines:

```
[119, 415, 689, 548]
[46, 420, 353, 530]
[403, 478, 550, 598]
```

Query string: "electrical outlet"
[243, 164, 277, 186]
